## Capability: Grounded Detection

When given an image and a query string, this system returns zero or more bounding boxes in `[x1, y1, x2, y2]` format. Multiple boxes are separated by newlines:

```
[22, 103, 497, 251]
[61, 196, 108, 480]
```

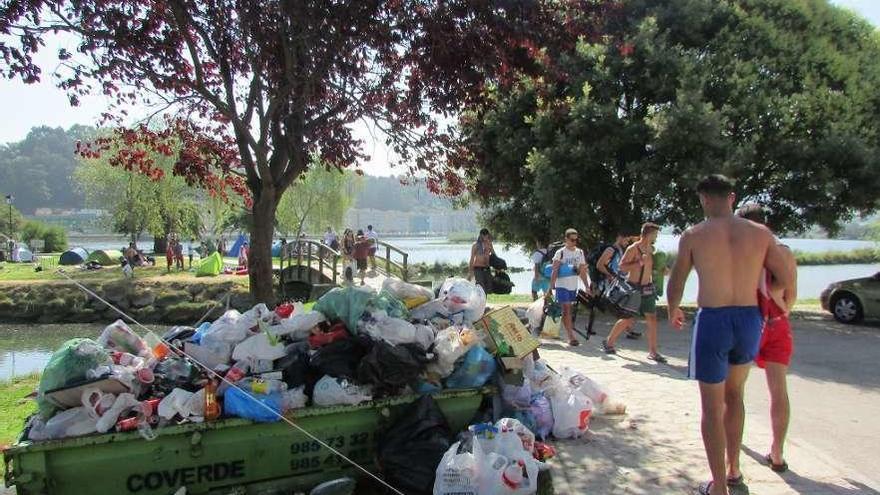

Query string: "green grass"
[0, 374, 38, 448]
[487, 293, 534, 304]
[0, 261, 249, 285]
[792, 248, 879, 266]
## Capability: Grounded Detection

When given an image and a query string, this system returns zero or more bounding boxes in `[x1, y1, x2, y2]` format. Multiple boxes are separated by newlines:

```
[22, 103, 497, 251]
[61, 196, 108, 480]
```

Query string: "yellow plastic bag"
[540, 315, 561, 339]
[403, 296, 430, 309]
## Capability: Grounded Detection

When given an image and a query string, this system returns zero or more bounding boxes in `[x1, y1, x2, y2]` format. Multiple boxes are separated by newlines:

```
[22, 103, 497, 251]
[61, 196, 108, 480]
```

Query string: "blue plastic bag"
[191, 322, 211, 344]
[224, 386, 282, 423]
[445, 346, 497, 389]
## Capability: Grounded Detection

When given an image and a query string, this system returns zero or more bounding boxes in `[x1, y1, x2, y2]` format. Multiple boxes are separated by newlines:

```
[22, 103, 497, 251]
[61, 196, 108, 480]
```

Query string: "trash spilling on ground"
[15, 277, 624, 493]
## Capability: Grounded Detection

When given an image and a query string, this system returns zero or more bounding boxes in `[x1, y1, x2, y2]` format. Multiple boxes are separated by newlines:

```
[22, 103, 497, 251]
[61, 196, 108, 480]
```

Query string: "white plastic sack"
[270, 311, 325, 340]
[526, 299, 544, 333]
[362, 317, 435, 350]
[382, 278, 435, 302]
[559, 367, 609, 406]
[95, 393, 140, 433]
[433, 440, 482, 495]
[28, 407, 97, 440]
[282, 386, 308, 411]
[550, 390, 593, 439]
[409, 299, 450, 321]
[185, 341, 232, 370]
[312, 376, 373, 406]
[439, 278, 487, 325]
[202, 310, 248, 347]
[496, 418, 536, 456]
[232, 333, 287, 362]
[427, 327, 478, 378]
[158, 388, 196, 420]
[480, 455, 539, 495]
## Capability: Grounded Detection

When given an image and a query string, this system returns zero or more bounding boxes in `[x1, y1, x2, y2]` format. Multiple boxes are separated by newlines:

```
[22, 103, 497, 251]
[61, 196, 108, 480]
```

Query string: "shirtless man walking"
[602, 222, 666, 362]
[667, 175, 795, 495]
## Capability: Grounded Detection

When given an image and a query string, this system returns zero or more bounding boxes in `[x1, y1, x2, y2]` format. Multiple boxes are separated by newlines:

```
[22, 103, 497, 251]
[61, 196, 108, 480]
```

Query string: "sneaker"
[601, 339, 617, 355]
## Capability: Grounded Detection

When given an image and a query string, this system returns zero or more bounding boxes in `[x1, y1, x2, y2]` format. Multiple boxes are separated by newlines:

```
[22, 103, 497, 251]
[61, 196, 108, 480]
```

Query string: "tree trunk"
[249, 188, 277, 304]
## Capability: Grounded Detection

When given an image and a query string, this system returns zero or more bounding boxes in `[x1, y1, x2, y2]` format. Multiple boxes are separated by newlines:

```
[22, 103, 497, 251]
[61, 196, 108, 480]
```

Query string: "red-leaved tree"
[1, 0, 600, 302]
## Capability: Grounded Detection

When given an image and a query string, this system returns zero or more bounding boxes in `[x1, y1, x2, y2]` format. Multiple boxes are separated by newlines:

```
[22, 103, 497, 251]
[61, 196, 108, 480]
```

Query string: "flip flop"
[765, 454, 788, 473]
[601, 339, 617, 354]
[569, 339, 580, 346]
[648, 353, 668, 364]
[727, 475, 750, 494]
[696, 481, 713, 495]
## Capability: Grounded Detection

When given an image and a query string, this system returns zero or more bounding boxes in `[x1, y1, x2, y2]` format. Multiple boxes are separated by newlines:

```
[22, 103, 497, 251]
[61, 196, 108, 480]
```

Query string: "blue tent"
[226, 234, 248, 257]
[59, 247, 89, 265]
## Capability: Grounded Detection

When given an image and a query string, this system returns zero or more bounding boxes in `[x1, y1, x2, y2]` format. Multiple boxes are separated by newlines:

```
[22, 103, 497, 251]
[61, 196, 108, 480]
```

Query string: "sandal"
[601, 339, 617, 354]
[569, 339, 580, 347]
[648, 353, 668, 364]
[765, 453, 788, 473]
[696, 481, 713, 495]
[727, 475, 750, 494]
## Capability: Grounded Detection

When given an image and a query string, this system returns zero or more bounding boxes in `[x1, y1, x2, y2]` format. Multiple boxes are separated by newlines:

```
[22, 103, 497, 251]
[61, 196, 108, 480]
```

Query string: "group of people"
[330, 225, 379, 285]
[517, 174, 795, 495]
[165, 236, 196, 271]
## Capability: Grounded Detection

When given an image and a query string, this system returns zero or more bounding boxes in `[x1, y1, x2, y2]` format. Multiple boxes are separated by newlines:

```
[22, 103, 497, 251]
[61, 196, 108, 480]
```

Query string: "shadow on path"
[741, 446, 880, 495]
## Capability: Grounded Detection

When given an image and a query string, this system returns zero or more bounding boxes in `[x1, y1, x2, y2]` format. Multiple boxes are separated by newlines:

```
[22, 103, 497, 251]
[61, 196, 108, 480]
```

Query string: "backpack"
[586, 243, 619, 284]
[538, 241, 566, 278]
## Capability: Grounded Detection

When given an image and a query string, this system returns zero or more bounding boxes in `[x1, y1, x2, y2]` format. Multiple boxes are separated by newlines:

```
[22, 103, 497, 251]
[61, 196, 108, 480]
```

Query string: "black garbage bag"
[275, 341, 317, 392]
[491, 270, 514, 294]
[357, 341, 428, 398]
[309, 335, 373, 381]
[489, 252, 507, 270]
[376, 395, 452, 495]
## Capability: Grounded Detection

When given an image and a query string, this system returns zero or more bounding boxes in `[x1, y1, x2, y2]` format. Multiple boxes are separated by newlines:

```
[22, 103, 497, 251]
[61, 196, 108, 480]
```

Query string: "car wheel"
[832, 293, 863, 324]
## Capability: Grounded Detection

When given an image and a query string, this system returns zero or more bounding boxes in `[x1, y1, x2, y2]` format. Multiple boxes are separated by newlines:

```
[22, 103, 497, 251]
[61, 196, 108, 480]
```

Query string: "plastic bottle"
[144, 331, 170, 360]
[249, 378, 287, 395]
[204, 380, 221, 421]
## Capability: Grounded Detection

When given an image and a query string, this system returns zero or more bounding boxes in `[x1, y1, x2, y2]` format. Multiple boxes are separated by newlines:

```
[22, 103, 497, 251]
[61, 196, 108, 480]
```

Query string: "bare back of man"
[687, 216, 773, 308]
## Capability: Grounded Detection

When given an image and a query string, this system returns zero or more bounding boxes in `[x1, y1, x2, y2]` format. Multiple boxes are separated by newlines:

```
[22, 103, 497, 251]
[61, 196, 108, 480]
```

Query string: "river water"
[3, 235, 875, 380]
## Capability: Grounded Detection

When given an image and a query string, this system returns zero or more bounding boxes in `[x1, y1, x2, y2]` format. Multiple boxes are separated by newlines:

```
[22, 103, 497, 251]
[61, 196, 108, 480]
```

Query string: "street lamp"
[5, 195, 12, 254]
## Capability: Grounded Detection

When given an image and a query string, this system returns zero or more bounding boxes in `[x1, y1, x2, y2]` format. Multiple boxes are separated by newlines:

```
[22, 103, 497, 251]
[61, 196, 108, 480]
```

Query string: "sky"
[1, 0, 878, 177]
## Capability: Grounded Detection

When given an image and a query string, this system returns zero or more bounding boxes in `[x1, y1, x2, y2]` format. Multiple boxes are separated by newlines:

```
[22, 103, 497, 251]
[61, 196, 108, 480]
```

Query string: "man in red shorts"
[736, 203, 797, 473]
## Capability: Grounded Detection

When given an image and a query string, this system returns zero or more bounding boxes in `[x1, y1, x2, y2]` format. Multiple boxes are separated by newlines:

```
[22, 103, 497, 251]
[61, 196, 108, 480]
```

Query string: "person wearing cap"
[549, 228, 591, 346]
[469, 228, 495, 291]
[736, 202, 797, 474]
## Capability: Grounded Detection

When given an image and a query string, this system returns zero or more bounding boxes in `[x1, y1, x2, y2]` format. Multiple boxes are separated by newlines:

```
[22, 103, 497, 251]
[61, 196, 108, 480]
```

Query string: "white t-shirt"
[531, 249, 547, 266]
[324, 232, 337, 245]
[366, 230, 378, 243]
[553, 247, 586, 291]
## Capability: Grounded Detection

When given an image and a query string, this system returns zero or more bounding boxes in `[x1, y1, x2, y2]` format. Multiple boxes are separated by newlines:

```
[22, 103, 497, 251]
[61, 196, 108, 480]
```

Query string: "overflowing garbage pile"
[20, 276, 624, 494]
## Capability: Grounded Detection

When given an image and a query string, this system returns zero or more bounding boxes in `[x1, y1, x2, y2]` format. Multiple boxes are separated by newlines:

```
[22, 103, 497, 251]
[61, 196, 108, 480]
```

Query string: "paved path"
[541, 312, 880, 494]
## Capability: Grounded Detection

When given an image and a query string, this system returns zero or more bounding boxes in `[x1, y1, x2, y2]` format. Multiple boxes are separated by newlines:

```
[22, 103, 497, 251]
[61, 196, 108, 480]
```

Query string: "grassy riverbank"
[793, 248, 879, 265]
[0, 374, 38, 448]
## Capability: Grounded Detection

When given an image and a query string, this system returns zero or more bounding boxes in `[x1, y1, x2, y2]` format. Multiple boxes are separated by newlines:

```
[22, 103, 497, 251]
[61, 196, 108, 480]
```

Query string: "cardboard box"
[475, 306, 540, 360]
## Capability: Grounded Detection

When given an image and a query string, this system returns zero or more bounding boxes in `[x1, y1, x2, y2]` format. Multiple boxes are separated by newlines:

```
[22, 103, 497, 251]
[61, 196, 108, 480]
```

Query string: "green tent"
[86, 249, 124, 266]
[196, 251, 223, 277]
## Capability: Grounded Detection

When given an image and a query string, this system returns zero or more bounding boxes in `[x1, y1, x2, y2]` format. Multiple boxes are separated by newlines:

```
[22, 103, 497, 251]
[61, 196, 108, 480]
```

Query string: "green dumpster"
[4, 388, 490, 495]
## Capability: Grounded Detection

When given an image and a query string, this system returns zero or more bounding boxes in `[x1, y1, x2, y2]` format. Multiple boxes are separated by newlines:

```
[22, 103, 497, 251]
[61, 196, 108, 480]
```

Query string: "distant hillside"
[354, 175, 462, 211]
[0, 125, 97, 213]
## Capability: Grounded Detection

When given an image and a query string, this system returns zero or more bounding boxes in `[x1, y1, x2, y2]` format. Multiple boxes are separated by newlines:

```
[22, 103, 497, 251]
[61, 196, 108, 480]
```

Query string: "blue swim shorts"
[689, 306, 763, 384]
[555, 287, 577, 304]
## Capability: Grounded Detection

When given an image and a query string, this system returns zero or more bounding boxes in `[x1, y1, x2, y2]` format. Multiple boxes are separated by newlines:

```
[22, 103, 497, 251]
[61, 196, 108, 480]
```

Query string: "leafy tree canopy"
[461, 0, 880, 247]
[277, 166, 360, 238]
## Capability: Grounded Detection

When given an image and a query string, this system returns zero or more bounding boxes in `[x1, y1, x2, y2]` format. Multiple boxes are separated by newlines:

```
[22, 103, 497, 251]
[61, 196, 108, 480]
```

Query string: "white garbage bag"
[362, 317, 435, 350]
[232, 333, 287, 362]
[410, 299, 450, 321]
[312, 376, 373, 406]
[427, 327, 478, 378]
[550, 390, 593, 439]
[382, 278, 435, 301]
[433, 439, 483, 495]
[559, 367, 610, 407]
[525, 299, 544, 333]
[270, 311, 325, 340]
[438, 278, 487, 325]
[28, 407, 98, 440]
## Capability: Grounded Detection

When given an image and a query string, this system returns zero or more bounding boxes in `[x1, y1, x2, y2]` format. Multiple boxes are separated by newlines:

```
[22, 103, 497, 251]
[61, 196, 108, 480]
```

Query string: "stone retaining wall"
[0, 280, 254, 324]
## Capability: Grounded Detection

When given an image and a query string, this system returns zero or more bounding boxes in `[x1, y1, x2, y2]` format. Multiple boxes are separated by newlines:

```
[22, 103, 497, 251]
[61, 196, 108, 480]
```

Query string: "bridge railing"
[279, 238, 410, 285]
[279, 239, 341, 285]
[375, 240, 409, 282]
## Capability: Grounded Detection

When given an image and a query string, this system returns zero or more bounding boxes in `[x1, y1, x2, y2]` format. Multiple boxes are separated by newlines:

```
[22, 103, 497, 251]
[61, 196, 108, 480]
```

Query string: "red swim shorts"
[755, 317, 793, 368]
